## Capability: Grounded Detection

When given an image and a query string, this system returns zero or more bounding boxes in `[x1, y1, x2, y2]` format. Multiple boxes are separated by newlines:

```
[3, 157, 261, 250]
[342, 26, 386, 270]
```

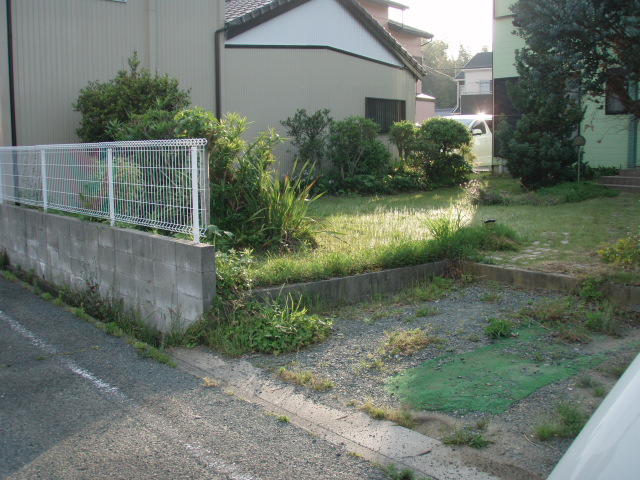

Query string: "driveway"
[0, 276, 387, 480]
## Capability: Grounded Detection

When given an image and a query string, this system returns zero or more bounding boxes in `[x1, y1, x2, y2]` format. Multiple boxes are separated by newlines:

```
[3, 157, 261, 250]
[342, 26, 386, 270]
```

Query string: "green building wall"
[492, 0, 639, 169]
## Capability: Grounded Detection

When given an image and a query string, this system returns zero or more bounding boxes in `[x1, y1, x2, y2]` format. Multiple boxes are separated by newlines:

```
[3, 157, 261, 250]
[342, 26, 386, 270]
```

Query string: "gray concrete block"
[136, 279, 155, 306]
[98, 225, 114, 249]
[115, 250, 135, 277]
[151, 235, 176, 266]
[133, 256, 155, 283]
[114, 228, 133, 254]
[84, 223, 99, 247]
[68, 217, 85, 243]
[176, 267, 205, 298]
[176, 292, 205, 326]
[97, 267, 116, 291]
[153, 262, 177, 290]
[175, 241, 216, 273]
[97, 246, 115, 272]
[154, 285, 177, 320]
[58, 249, 72, 273]
[51, 213, 71, 239]
[132, 231, 153, 259]
[114, 271, 137, 299]
[201, 270, 216, 306]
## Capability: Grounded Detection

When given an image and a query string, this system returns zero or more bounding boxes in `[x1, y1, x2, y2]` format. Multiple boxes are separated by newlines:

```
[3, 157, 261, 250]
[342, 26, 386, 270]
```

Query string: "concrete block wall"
[0, 204, 216, 332]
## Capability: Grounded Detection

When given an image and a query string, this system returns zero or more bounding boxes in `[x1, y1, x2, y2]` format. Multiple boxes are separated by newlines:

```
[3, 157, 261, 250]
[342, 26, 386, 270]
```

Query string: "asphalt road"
[0, 276, 388, 480]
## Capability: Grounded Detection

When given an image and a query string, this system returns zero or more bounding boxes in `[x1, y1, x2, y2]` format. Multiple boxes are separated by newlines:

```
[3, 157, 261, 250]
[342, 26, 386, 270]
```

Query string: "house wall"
[0, 204, 216, 332]
[492, 0, 638, 169]
[582, 100, 639, 169]
[222, 47, 417, 173]
[357, 0, 389, 25]
[1, 0, 223, 147]
[462, 68, 492, 95]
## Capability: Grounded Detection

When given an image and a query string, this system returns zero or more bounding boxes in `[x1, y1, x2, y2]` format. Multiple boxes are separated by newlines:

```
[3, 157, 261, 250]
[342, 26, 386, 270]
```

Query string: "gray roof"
[224, 0, 426, 78]
[462, 51, 493, 70]
[361, 0, 408, 10]
[388, 19, 433, 39]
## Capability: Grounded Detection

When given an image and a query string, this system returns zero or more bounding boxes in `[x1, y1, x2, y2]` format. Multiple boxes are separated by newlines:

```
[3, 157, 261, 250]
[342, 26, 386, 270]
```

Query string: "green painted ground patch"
[386, 325, 605, 414]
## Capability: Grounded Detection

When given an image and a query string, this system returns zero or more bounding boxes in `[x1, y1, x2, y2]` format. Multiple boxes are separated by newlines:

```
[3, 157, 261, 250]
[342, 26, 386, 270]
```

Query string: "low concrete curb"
[172, 348, 499, 480]
[253, 261, 448, 306]
[254, 260, 639, 309]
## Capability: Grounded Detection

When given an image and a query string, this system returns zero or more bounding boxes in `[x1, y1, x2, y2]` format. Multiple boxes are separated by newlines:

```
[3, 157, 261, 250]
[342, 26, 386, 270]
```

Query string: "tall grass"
[250, 176, 639, 286]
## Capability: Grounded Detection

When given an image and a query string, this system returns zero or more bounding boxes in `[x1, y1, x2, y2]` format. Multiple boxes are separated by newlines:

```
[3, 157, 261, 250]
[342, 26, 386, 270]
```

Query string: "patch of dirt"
[244, 281, 640, 480]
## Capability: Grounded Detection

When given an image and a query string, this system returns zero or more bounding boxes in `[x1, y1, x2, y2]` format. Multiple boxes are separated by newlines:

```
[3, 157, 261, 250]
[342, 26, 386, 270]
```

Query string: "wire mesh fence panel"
[0, 139, 208, 242]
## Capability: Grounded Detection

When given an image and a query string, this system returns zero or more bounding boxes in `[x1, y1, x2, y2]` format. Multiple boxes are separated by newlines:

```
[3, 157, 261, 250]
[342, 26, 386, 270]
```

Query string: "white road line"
[0, 309, 260, 480]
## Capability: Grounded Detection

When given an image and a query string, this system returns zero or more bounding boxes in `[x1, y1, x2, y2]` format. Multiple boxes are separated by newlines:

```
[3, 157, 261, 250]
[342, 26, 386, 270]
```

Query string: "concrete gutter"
[172, 347, 499, 480]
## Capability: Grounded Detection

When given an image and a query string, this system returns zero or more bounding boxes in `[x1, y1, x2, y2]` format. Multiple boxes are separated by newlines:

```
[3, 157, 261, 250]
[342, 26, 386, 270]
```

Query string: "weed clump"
[485, 317, 513, 339]
[534, 402, 588, 440]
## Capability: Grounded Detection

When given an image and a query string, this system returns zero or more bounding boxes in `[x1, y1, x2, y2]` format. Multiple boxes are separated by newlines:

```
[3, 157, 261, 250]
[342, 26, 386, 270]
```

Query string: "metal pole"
[190, 146, 200, 244]
[40, 149, 47, 211]
[0, 152, 3, 204]
[107, 148, 115, 226]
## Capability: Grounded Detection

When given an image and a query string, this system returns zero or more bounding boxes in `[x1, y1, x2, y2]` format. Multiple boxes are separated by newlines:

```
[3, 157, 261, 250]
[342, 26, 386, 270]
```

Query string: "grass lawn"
[250, 175, 640, 286]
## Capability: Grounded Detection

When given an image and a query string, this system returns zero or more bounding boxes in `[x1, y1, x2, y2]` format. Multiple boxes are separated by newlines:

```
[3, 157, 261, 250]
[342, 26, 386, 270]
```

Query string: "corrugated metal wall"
[5, 0, 222, 146]
[222, 47, 416, 173]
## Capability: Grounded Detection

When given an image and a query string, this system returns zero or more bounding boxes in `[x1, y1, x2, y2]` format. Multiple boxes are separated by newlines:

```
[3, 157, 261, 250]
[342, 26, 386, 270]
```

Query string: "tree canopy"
[421, 41, 471, 109]
[512, 0, 640, 118]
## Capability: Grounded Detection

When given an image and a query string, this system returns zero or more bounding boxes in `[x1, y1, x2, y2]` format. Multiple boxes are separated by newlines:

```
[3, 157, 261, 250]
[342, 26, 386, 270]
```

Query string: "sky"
[388, 0, 493, 57]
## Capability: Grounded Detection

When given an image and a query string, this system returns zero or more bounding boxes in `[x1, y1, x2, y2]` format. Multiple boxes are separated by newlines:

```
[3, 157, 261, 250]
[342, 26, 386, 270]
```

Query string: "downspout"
[6, 0, 16, 146]
[628, 82, 638, 168]
[214, 25, 227, 120]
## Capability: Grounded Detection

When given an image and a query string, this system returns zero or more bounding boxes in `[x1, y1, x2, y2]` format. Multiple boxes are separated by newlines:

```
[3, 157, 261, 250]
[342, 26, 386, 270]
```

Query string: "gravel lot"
[242, 280, 640, 480]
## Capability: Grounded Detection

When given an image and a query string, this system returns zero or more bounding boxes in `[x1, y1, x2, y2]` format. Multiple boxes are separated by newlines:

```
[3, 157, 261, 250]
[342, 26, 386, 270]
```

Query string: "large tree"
[421, 41, 471, 109]
[512, 0, 640, 119]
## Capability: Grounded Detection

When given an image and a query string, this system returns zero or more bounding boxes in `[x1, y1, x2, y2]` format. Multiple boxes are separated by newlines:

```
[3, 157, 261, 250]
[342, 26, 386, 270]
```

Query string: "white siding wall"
[462, 69, 492, 94]
[222, 47, 416, 173]
[5, 0, 223, 146]
[226, 0, 402, 68]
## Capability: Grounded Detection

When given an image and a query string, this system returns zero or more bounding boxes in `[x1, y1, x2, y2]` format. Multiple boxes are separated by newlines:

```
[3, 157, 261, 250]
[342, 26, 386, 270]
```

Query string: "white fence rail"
[0, 139, 209, 243]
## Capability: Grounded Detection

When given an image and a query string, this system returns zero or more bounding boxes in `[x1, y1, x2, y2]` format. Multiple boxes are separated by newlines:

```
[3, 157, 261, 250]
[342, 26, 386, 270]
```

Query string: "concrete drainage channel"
[171, 262, 640, 480]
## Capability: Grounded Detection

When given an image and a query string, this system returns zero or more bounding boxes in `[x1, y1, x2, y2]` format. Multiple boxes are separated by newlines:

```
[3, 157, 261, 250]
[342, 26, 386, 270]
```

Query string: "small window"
[365, 98, 406, 134]
[605, 70, 628, 115]
[479, 80, 492, 94]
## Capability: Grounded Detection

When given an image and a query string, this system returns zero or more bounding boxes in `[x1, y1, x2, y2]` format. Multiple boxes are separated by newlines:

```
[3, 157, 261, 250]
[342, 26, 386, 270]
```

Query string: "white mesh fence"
[0, 139, 209, 243]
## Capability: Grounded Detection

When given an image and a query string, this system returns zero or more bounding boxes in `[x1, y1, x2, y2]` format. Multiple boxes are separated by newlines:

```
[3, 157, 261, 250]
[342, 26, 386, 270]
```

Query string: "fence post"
[191, 146, 200, 244]
[40, 149, 48, 211]
[107, 148, 115, 226]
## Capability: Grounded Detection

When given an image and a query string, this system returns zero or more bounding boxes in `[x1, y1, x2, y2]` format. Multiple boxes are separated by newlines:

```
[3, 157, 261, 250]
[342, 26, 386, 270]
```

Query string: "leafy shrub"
[410, 118, 473, 187]
[74, 52, 190, 142]
[327, 116, 388, 179]
[599, 232, 640, 268]
[193, 295, 332, 356]
[485, 317, 513, 338]
[280, 108, 332, 166]
[389, 120, 416, 162]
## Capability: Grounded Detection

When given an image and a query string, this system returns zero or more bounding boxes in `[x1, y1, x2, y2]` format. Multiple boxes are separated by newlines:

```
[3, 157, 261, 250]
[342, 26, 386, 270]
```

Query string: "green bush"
[280, 108, 332, 166]
[73, 52, 191, 142]
[598, 232, 640, 268]
[410, 118, 473, 187]
[485, 317, 514, 338]
[327, 116, 388, 180]
[389, 120, 416, 162]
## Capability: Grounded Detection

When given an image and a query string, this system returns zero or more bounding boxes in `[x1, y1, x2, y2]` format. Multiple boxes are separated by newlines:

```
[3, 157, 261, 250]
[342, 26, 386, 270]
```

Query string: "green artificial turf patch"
[386, 325, 605, 414]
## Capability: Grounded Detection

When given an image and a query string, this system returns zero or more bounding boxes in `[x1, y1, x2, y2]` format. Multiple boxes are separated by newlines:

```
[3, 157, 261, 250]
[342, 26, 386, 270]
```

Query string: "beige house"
[0, 0, 224, 147]
[454, 51, 492, 115]
[222, 0, 427, 171]
[358, 0, 435, 123]
[1, 0, 427, 174]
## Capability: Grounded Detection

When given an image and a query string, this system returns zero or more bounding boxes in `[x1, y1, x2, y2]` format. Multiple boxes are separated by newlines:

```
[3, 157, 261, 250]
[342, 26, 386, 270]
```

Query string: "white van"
[444, 115, 493, 170]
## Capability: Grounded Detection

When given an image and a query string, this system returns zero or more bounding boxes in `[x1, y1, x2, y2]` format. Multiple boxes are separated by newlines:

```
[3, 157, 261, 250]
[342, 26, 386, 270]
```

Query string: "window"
[605, 70, 628, 115]
[479, 80, 492, 94]
[365, 98, 406, 133]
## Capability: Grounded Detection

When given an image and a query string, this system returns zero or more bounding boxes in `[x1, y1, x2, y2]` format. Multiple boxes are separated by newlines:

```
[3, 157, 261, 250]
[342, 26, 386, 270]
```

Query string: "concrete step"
[599, 176, 640, 186]
[599, 183, 640, 193]
[619, 168, 640, 177]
